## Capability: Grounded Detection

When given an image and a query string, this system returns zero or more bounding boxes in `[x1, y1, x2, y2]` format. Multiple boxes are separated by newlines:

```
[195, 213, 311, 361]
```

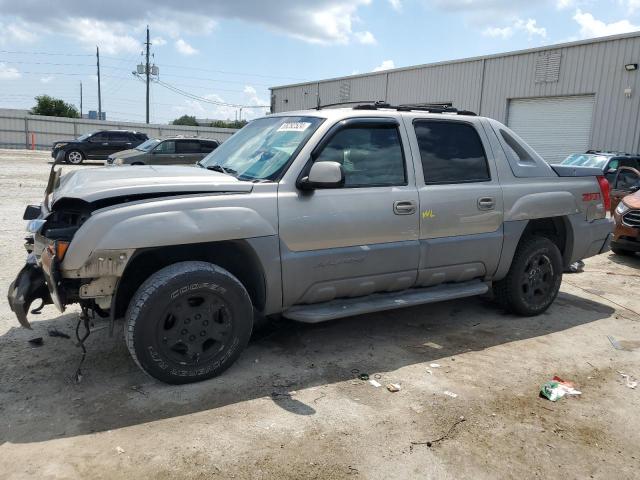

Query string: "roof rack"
[350, 100, 477, 116]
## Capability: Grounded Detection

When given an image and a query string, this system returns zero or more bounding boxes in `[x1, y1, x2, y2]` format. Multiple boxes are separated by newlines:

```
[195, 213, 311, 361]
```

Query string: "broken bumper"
[7, 254, 53, 329]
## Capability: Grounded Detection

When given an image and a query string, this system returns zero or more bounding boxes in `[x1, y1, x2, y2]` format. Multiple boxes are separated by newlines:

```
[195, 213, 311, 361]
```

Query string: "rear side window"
[414, 121, 490, 184]
[109, 132, 131, 142]
[201, 140, 219, 153]
[176, 140, 201, 153]
[314, 126, 406, 187]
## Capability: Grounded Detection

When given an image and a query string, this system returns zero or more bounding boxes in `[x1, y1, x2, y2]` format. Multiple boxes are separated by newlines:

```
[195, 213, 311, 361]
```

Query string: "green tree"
[30, 95, 79, 118]
[210, 119, 248, 129]
[171, 115, 199, 126]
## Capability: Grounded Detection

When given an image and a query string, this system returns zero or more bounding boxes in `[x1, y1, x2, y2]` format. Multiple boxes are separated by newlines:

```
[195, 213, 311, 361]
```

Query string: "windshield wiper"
[205, 164, 238, 176]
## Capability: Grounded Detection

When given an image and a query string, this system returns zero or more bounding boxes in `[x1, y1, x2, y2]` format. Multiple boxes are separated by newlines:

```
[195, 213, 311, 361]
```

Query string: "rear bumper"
[568, 216, 614, 263]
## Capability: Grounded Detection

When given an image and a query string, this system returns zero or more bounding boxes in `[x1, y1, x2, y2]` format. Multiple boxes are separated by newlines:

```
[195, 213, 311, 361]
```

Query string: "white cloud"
[5, 22, 37, 43]
[520, 18, 546, 37]
[573, 9, 640, 38]
[388, 0, 402, 11]
[483, 25, 513, 39]
[175, 38, 198, 55]
[152, 36, 167, 46]
[556, 0, 575, 9]
[65, 18, 140, 54]
[373, 59, 395, 72]
[622, 0, 640, 14]
[0, 0, 375, 46]
[483, 18, 546, 39]
[354, 31, 376, 44]
[0, 62, 21, 80]
[40, 76, 54, 83]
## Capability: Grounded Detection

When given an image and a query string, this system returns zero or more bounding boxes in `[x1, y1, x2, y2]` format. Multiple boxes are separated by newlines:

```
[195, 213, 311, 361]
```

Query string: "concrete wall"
[270, 32, 640, 154]
[0, 110, 239, 150]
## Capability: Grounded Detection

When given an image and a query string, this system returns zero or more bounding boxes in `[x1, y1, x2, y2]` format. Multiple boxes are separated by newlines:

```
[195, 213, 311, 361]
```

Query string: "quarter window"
[414, 121, 490, 184]
[314, 126, 406, 187]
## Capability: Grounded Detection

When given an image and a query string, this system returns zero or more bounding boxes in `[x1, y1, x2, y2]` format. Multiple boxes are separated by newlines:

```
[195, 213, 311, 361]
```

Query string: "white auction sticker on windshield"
[277, 122, 312, 132]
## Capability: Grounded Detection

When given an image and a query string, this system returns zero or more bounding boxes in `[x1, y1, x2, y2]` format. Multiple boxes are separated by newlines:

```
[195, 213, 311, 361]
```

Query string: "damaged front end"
[7, 254, 52, 329]
[7, 158, 86, 328]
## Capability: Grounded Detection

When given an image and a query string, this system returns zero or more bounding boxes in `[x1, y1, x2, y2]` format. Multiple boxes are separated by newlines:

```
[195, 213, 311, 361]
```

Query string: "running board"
[282, 280, 489, 323]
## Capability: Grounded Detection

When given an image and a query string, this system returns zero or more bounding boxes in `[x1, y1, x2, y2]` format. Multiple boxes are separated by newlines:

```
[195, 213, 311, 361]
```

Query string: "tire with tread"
[493, 235, 563, 316]
[125, 261, 253, 384]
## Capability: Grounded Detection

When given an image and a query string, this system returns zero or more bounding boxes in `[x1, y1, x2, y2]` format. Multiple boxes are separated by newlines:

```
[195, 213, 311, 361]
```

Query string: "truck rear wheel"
[125, 261, 253, 384]
[494, 236, 563, 316]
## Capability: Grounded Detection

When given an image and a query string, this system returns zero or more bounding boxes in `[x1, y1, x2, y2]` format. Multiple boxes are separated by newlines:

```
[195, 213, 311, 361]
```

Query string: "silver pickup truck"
[8, 104, 613, 384]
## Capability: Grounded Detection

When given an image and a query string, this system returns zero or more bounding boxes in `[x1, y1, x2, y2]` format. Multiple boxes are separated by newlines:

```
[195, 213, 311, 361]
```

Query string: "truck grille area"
[622, 210, 640, 228]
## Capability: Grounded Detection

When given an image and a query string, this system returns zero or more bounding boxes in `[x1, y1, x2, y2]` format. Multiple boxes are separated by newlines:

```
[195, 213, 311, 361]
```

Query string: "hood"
[51, 165, 253, 206]
[108, 148, 143, 159]
[622, 190, 640, 209]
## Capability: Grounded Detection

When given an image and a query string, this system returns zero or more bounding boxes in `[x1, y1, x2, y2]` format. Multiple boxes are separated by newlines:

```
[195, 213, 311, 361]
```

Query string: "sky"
[0, 0, 639, 124]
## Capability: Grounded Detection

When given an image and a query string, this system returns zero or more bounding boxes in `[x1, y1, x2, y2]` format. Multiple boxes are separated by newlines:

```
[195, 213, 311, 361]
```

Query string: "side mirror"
[298, 161, 344, 190]
[607, 168, 617, 174]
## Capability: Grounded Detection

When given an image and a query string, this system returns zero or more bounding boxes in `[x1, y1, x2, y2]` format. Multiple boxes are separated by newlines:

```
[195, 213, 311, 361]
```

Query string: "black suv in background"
[51, 130, 148, 164]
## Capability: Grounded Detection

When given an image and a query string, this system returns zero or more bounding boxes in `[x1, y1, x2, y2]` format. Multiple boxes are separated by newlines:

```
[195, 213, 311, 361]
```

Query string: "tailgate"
[549, 164, 603, 177]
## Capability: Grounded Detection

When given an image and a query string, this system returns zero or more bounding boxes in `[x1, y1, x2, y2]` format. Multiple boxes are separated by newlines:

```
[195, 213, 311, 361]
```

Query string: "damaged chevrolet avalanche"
[8, 104, 613, 384]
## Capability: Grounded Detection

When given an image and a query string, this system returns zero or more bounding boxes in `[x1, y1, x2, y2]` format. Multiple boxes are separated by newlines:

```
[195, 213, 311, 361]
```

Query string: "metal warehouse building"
[270, 32, 640, 163]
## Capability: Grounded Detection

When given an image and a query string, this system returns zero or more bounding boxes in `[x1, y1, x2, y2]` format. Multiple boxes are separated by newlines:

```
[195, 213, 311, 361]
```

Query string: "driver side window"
[313, 126, 406, 187]
[154, 140, 175, 154]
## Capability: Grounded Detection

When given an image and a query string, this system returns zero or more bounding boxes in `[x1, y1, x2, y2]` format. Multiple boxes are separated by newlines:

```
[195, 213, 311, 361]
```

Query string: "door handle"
[102, 143, 109, 146]
[393, 200, 417, 215]
[178, 155, 185, 158]
[477, 197, 495, 210]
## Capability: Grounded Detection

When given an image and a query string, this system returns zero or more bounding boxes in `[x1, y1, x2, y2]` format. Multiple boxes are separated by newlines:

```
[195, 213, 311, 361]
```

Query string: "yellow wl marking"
[422, 209, 436, 219]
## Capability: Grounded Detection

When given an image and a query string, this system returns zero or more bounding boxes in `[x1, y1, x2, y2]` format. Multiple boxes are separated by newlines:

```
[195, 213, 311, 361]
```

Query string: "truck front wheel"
[125, 261, 253, 384]
[494, 236, 563, 316]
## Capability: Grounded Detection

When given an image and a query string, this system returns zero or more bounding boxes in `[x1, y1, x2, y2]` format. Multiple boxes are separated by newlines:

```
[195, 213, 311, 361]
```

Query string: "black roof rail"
[315, 99, 477, 116]
[353, 101, 477, 116]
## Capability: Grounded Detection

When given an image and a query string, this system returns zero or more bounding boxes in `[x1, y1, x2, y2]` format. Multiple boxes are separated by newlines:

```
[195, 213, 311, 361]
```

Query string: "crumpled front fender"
[7, 254, 52, 329]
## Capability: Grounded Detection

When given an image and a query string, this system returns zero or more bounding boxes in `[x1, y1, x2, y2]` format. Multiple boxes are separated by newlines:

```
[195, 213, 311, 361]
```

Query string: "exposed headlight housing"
[616, 201, 630, 215]
[113, 158, 124, 166]
[55, 142, 68, 148]
[25, 218, 47, 233]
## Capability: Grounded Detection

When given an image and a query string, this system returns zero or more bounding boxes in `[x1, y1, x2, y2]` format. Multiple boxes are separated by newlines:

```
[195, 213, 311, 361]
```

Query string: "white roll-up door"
[507, 95, 595, 164]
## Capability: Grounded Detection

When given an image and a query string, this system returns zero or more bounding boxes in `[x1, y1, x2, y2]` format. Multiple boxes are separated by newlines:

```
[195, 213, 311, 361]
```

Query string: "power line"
[0, 49, 93, 56]
[158, 62, 305, 81]
[153, 78, 268, 108]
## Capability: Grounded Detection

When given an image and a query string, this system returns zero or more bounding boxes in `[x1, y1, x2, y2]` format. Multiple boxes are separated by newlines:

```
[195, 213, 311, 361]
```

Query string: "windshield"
[77, 132, 94, 141]
[136, 138, 161, 151]
[199, 116, 323, 180]
[560, 153, 609, 168]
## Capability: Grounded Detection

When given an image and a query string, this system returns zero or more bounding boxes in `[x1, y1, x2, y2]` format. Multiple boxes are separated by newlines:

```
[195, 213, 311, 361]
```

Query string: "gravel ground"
[0, 149, 639, 480]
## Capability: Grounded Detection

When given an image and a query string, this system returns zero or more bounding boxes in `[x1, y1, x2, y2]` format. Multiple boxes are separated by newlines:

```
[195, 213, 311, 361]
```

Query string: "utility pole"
[145, 26, 151, 124]
[96, 46, 102, 120]
[80, 81, 83, 118]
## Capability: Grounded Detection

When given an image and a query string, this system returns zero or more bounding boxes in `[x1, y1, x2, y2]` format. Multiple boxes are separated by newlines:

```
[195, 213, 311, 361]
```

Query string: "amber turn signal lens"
[48, 240, 70, 260]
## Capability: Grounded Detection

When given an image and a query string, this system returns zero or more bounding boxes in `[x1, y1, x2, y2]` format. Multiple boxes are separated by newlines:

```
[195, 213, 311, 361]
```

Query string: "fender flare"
[63, 203, 277, 271]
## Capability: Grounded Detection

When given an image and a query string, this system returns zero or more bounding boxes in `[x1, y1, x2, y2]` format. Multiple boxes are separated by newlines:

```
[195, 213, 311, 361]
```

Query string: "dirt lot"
[0, 149, 639, 479]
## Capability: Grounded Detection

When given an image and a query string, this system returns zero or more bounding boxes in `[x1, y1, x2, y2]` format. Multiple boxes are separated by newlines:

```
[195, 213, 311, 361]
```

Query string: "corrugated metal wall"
[0, 111, 239, 150]
[271, 33, 640, 153]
